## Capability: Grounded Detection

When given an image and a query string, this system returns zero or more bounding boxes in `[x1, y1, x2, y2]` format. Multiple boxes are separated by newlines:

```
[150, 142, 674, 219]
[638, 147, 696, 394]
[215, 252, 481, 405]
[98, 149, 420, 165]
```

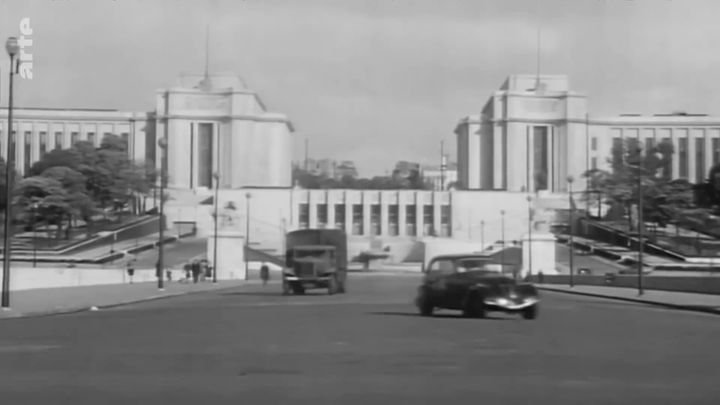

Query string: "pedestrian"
[126, 259, 135, 284]
[191, 260, 200, 284]
[260, 263, 270, 286]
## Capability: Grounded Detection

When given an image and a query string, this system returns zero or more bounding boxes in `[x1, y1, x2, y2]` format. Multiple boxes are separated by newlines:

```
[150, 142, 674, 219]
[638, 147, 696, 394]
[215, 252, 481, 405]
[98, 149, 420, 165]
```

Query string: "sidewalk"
[537, 284, 720, 315]
[0, 279, 251, 320]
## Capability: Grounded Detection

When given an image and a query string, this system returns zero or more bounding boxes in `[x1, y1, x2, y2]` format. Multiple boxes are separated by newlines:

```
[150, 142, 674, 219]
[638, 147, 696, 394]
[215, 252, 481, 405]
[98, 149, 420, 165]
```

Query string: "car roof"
[429, 253, 491, 261]
[294, 245, 336, 250]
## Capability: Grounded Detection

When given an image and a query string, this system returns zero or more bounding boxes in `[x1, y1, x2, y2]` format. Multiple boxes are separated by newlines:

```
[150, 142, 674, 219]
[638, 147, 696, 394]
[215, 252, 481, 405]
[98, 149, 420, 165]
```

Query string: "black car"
[415, 254, 539, 319]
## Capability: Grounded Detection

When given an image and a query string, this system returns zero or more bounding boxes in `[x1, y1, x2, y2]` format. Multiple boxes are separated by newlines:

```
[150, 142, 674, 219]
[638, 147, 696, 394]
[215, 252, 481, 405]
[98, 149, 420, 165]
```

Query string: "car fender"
[462, 285, 488, 307]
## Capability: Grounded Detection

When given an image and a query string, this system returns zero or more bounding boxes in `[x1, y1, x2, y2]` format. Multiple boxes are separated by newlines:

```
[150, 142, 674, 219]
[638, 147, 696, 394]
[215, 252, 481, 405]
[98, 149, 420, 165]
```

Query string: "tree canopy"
[583, 138, 694, 229]
[10, 134, 154, 239]
[291, 166, 432, 190]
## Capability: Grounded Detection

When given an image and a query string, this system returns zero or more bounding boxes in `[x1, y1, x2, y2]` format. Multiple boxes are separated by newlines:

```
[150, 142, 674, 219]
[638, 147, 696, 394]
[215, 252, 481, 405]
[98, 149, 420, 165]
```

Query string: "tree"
[15, 176, 72, 239]
[583, 138, 693, 231]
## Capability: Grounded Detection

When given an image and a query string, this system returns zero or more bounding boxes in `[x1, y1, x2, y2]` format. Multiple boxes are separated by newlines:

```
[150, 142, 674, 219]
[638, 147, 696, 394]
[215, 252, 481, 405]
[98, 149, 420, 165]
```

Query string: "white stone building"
[456, 74, 720, 192]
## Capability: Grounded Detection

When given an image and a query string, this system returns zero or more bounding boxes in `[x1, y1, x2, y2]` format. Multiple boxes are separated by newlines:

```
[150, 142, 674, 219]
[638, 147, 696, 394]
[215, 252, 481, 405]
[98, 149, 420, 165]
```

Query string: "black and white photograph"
[0, 0, 719, 403]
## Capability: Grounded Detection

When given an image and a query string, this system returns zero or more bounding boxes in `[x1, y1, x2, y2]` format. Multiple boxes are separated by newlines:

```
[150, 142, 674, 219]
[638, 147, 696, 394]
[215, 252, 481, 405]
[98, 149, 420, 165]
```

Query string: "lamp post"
[212, 172, 219, 283]
[157, 137, 168, 291]
[526, 195, 533, 280]
[567, 175, 575, 288]
[500, 210, 506, 276]
[480, 220, 485, 250]
[245, 192, 251, 281]
[636, 163, 645, 296]
[2, 37, 19, 310]
[31, 202, 38, 268]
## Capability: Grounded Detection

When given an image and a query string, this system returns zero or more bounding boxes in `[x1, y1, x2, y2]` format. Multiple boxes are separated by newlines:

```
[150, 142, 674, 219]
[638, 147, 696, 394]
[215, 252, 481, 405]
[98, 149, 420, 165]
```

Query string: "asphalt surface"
[0, 273, 719, 404]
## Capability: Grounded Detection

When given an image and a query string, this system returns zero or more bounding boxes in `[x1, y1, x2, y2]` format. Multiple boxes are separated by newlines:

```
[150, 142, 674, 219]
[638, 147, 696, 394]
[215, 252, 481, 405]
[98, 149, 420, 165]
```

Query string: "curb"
[538, 286, 720, 316]
[0, 282, 252, 321]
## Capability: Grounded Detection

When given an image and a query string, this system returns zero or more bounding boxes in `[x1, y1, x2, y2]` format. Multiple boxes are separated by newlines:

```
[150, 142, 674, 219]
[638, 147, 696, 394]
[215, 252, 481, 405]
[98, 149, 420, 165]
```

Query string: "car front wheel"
[522, 304, 538, 320]
[417, 291, 434, 317]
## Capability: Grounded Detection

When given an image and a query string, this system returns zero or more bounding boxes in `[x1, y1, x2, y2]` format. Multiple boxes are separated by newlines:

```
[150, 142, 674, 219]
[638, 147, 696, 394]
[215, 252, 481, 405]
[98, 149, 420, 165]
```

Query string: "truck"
[283, 229, 348, 295]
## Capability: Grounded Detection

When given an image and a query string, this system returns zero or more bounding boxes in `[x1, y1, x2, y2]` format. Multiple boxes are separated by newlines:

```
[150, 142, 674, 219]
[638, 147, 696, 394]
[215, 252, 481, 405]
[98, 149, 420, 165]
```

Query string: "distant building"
[455, 74, 720, 192]
[392, 161, 421, 183]
[302, 158, 358, 180]
[0, 74, 294, 188]
[422, 162, 458, 190]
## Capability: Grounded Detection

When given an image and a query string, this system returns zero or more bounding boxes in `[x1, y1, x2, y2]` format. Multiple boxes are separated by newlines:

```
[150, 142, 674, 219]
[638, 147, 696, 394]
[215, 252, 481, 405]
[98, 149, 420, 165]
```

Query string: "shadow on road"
[366, 311, 512, 320]
[221, 291, 333, 297]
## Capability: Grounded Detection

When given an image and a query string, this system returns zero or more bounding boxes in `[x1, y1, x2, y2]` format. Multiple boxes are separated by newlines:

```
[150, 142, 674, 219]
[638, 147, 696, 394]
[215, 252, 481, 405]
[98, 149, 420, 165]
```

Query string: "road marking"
[0, 343, 60, 352]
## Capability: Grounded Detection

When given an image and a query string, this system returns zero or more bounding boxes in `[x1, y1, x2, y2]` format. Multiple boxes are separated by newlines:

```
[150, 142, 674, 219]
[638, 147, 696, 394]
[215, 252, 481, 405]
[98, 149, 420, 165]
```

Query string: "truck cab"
[283, 229, 348, 296]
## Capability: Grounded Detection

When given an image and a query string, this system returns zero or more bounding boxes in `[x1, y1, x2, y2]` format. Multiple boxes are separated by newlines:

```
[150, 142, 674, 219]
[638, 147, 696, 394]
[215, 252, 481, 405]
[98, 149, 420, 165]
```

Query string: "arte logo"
[18, 18, 34, 79]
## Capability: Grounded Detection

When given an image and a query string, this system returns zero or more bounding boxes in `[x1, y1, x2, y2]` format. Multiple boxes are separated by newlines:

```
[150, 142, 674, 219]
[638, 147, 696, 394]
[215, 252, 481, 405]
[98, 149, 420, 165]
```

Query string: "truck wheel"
[282, 280, 291, 296]
[328, 275, 339, 295]
[292, 283, 305, 295]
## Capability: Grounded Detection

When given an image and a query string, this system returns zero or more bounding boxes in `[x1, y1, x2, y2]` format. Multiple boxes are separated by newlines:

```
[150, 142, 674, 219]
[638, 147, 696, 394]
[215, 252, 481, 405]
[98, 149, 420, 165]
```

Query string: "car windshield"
[294, 249, 331, 259]
[455, 258, 494, 273]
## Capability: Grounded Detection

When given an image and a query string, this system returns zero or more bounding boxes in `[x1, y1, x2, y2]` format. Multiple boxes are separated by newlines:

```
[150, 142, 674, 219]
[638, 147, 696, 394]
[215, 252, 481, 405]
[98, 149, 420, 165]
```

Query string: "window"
[370, 204, 381, 235]
[590, 137, 597, 151]
[55, 132, 63, 149]
[24, 131, 32, 173]
[299, 203, 309, 229]
[9, 131, 16, 162]
[352, 204, 363, 235]
[406, 205, 416, 236]
[121, 133, 129, 151]
[317, 204, 328, 228]
[645, 138, 655, 152]
[678, 137, 688, 179]
[713, 138, 720, 167]
[591, 157, 597, 170]
[334, 204, 345, 230]
[427, 259, 455, 275]
[197, 124, 212, 188]
[39, 131, 47, 159]
[87, 132, 96, 146]
[696, 138, 705, 183]
[423, 205, 434, 236]
[611, 137, 623, 170]
[71, 132, 79, 145]
[660, 137, 672, 179]
[533, 126, 548, 191]
[388, 205, 399, 236]
[440, 205, 451, 237]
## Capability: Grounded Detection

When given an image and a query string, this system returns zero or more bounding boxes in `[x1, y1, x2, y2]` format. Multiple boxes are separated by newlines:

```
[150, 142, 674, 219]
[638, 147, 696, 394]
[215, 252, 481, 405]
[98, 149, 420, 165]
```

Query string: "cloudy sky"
[1, 0, 719, 176]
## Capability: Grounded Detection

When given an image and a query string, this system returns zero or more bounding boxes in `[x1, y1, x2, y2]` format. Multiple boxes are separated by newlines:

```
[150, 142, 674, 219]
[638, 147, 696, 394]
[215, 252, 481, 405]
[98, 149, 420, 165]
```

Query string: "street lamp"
[245, 192, 251, 281]
[157, 137, 168, 291]
[526, 195, 533, 280]
[2, 37, 20, 310]
[636, 162, 645, 296]
[500, 210, 506, 276]
[31, 202, 38, 268]
[567, 175, 575, 288]
[480, 220, 485, 250]
[212, 172, 219, 283]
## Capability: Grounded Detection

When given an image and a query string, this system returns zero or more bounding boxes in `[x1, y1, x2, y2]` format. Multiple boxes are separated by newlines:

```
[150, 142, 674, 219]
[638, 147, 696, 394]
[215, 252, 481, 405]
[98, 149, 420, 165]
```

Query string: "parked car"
[415, 254, 540, 319]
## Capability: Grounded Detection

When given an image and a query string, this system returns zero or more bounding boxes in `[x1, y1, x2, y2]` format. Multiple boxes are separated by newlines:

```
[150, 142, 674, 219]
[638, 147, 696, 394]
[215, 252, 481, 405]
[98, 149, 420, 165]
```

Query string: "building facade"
[0, 74, 294, 189]
[456, 74, 720, 192]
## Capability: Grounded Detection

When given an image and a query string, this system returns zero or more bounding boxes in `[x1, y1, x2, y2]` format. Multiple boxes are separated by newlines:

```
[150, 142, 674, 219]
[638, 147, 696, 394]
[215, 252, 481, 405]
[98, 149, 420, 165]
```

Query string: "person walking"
[191, 260, 200, 284]
[126, 258, 136, 284]
[260, 263, 270, 286]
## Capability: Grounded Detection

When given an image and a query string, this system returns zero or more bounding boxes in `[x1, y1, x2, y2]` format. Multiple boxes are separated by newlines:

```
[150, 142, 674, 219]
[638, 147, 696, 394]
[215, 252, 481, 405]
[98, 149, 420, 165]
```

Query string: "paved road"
[0, 273, 718, 404]
[556, 243, 629, 274]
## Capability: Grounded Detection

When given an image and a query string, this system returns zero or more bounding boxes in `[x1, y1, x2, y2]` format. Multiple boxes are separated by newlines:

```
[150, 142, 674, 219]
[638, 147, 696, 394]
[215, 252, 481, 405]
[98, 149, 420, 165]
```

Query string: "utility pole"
[440, 140, 446, 191]
[304, 138, 309, 172]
